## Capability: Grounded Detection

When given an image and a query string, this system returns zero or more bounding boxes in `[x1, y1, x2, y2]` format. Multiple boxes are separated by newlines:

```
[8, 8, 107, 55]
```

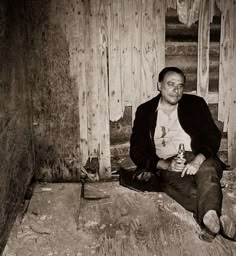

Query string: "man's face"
[158, 71, 185, 105]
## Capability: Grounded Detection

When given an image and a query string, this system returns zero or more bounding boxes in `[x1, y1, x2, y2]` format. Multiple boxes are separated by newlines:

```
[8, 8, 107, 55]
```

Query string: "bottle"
[177, 143, 185, 160]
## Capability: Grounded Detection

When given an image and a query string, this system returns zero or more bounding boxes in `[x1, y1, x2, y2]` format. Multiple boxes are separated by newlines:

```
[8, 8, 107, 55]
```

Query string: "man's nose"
[174, 86, 180, 93]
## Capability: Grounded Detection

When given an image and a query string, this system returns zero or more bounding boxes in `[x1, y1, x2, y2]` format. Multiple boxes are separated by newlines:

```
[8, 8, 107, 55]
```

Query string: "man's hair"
[158, 67, 186, 83]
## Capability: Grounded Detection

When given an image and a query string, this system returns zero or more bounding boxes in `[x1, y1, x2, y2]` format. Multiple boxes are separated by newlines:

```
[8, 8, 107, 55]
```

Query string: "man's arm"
[191, 97, 221, 158]
[130, 105, 159, 172]
[157, 158, 186, 172]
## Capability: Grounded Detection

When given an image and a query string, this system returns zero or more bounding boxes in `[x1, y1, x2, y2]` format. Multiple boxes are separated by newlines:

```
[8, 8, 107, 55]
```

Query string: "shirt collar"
[156, 98, 178, 113]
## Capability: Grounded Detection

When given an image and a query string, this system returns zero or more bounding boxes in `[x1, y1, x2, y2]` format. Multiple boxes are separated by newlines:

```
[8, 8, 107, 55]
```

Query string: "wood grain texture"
[188, 0, 201, 27]
[197, 0, 210, 102]
[227, 0, 236, 167]
[97, 0, 111, 179]
[108, 0, 123, 121]
[141, 0, 155, 101]
[121, 0, 133, 106]
[176, 0, 189, 25]
[78, 182, 236, 256]
[76, 0, 88, 165]
[131, 0, 142, 121]
[154, 0, 166, 90]
[85, 0, 99, 158]
[209, 0, 215, 22]
[218, 0, 232, 130]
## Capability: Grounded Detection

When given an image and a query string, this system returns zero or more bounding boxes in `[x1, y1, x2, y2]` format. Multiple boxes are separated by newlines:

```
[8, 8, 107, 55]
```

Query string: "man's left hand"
[181, 153, 206, 177]
[181, 162, 200, 177]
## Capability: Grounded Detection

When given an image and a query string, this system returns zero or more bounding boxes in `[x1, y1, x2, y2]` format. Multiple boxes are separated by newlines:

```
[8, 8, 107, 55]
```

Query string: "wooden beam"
[228, 0, 236, 167]
[154, 0, 166, 88]
[188, 0, 201, 27]
[166, 41, 220, 57]
[141, 0, 164, 101]
[97, 0, 111, 179]
[76, 0, 88, 166]
[141, 0, 155, 101]
[121, 0, 133, 106]
[85, 0, 99, 158]
[131, 0, 142, 120]
[209, 0, 215, 23]
[108, 0, 123, 122]
[197, 0, 210, 102]
[218, 0, 232, 132]
[167, 0, 176, 10]
[176, 0, 189, 25]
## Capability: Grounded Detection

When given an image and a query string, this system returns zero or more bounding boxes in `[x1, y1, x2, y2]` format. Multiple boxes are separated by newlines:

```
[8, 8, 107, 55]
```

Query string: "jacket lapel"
[148, 95, 160, 140]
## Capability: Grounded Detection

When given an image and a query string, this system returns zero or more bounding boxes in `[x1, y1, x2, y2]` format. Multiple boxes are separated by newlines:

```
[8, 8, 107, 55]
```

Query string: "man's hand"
[135, 171, 152, 182]
[157, 158, 185, 172]
[181, 162, 200, 177]
[169, 157, 186, 172]
[181, 153, 206, 177]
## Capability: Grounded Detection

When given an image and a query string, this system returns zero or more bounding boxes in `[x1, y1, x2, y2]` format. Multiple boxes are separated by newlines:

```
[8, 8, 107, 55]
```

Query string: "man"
[125, 67, 236, 242]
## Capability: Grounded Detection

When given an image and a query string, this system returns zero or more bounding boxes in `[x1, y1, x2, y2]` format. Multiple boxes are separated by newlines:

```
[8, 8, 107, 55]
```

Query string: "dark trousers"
[119, 153, 223, 225]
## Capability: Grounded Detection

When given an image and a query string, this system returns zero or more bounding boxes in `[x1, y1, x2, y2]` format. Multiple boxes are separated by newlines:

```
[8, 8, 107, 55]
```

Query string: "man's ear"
[157, 82, 161, 91]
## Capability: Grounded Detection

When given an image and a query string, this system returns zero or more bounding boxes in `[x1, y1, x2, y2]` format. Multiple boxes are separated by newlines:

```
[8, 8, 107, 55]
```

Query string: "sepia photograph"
[1, 0, 236, 255]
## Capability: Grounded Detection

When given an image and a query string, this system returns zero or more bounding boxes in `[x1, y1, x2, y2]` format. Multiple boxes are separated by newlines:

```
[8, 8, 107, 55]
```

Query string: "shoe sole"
[203, 210, 220, 234]
[220, 215, 236, 241]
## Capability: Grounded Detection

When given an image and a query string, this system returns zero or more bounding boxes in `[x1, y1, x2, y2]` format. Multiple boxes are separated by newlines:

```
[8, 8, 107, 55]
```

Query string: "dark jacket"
[130, 94, 222, 172]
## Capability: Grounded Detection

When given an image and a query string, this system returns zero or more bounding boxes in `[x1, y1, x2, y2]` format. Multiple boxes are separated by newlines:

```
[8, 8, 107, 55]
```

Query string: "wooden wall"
[27, 0, 236, 181]
[27, 0, 166, 180]
[0, 0, 34, 253]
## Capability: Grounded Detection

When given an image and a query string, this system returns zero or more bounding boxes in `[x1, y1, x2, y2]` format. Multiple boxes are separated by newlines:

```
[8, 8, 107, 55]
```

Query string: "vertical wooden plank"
[141, 0, 157, 101]
[197, 0, 210, 102]
[154, 0, 166, 84]
[76, 0, 88, 165]
[188, 0, 201, 27]
[131, 0, 142, 120]
[108, 0, 123, 121]
[66, 0, 89, 165]
[97, 0, 111, 179]
[176, 0, 189, 25]
[227, 0, 236, 167]
[218, 0, 232, 132]
[85, 0, 99, 158]
[167, 0, 177, 10]
[209, 0, 215, 23]
[121, 0, 133, 106]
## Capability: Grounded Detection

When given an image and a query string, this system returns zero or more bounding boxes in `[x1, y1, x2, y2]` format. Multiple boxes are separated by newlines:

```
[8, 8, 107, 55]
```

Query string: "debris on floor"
[3, 171, 236, 256]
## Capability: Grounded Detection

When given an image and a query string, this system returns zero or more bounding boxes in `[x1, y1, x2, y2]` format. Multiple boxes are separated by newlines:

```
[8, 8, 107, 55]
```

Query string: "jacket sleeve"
[130, 105, 159, 172]
[191, 97, 221, 158]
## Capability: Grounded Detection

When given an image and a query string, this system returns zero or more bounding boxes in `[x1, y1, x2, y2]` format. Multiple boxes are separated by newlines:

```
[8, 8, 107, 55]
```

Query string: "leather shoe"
[220, 215, 236, 241]
[203, 210, 220, 234]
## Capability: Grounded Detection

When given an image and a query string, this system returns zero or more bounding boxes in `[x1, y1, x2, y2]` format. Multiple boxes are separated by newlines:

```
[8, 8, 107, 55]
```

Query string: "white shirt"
[154, 102, 191, 159]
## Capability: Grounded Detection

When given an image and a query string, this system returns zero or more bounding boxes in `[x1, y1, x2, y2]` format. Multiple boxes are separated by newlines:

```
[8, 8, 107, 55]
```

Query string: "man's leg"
[159, 170, 198, 214]
[194, 157, 223, 225]
[193, 157, 223, 241]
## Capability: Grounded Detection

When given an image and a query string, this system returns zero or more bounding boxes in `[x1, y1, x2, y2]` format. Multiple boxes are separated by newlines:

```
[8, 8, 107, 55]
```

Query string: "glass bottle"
[177, 143, 185, 160]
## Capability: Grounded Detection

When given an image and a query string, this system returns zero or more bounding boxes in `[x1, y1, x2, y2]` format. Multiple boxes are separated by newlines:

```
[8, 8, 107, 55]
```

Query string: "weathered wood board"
[97, 0, 111, 178]
[227, 0, 236, 167]
[108, 0, 123, 121]
[197, 0, 210, 102]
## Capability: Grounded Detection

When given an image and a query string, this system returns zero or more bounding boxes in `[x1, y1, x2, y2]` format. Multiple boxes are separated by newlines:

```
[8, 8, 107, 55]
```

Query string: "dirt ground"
[3, 169, 236, 256]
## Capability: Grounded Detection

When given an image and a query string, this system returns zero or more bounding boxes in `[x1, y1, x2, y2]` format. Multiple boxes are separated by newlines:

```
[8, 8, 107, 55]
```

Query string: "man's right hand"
[135, 171, 152, 182]
[169, 157, 186, 172]
[157, 157, 186, 172]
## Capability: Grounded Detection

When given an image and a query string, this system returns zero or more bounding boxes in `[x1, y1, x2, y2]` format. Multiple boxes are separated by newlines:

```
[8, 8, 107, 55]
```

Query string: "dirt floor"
[3, 170, 236, 256]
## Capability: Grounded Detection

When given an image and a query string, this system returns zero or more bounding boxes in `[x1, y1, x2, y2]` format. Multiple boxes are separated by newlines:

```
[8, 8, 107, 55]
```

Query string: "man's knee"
[196, 157, 223, 181]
